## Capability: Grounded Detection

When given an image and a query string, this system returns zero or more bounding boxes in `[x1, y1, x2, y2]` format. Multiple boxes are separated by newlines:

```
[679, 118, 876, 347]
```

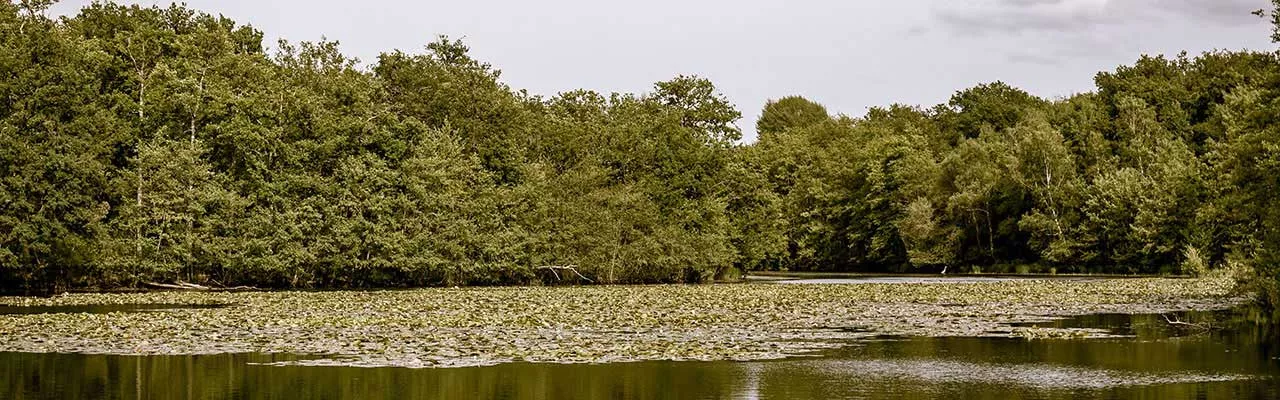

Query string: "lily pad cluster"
[0, 278, 1241, 368]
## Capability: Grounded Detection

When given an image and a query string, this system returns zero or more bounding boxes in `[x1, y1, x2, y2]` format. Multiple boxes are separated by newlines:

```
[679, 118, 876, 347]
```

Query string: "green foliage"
[0, 4, 742, 292]
[723, 146, 787, 270]
[740, 32, 1280, 288]
[0, 3, 116, 292]
[4, 2, 1280, 303]
[106, 137, 230, 285]
[936, 81, 1046, 140]
[1181, 245, 1209, 277]
[374, 37, 533, 185]
[899, 198, 958, 267]
[756, 96, 829, 139]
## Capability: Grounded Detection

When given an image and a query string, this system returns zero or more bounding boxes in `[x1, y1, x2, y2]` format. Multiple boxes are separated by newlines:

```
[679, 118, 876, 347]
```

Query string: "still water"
[3, 309, 1277, 399]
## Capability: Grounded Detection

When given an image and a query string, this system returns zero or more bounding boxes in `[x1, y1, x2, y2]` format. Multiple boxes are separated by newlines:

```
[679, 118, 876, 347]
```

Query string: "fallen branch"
[537, 265, 594, 283]
[1162, 313, 1211, 331]
[208, 279, 259, 291]
[177, 281, 211, 290]
[143, 281, 192, 290]
[142, 281, 260, 292]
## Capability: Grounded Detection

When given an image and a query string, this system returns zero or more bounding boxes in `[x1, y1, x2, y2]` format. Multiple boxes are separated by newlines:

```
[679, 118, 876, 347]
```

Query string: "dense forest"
[1, 1, 1278, 306]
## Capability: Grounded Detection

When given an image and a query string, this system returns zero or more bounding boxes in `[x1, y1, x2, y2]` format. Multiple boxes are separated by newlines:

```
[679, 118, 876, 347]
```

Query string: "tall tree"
[375, 37, 535, 185]
[756, 96, 829, 140]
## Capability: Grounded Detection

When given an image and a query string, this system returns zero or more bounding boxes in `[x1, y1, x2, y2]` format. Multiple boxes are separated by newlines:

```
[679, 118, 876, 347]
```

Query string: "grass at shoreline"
[0, 277, 1243, 368]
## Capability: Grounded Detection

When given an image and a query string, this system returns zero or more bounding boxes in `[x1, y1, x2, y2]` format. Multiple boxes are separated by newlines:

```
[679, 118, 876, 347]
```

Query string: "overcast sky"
[50, 0, 1276, 141]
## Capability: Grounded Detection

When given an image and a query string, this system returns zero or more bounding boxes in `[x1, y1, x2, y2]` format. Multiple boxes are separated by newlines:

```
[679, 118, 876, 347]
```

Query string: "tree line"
[0, 2, 1277, 306]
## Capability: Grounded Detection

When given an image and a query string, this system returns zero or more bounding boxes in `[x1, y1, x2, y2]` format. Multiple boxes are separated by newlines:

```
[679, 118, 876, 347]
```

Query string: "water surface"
[3, 308, 1276, 399]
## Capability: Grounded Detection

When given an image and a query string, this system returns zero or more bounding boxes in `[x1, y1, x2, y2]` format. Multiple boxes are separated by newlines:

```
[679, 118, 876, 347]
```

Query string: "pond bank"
[0, 277, 1244, 368]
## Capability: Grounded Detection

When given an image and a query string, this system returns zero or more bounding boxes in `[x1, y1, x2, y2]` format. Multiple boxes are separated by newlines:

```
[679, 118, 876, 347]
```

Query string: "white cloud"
[932, 0, 1268, 67]
[935, 0, 1260, 36]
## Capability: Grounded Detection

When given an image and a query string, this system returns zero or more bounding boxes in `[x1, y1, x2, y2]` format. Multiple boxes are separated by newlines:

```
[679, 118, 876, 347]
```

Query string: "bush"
[1180, 245, 1210, 277]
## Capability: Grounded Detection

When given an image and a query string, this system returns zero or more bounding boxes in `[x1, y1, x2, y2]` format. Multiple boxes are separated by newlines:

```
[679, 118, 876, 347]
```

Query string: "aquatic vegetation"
[0, 278, 1241, 368]
[1010, 327, 1108, 340]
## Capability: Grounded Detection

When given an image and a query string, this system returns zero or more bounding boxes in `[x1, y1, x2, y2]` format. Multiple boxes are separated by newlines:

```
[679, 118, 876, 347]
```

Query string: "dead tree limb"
[537, 265, 594, 283]
[1162, 314, 1211, 331]
[143, 281, 189, 290]
[142, 281, 259, 292]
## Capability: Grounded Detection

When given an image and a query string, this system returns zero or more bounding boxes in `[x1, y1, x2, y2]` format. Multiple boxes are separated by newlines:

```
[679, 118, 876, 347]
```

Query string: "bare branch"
[537, 265, 594, 283]
[1162, 314, 1211, 331]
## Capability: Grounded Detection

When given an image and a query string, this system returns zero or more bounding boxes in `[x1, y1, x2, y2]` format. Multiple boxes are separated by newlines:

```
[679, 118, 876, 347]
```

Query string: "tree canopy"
[2, 2, 1279, 307]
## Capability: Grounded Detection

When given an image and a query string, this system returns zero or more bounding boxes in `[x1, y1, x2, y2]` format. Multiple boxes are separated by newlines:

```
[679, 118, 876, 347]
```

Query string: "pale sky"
[49, 0, 1276, 141]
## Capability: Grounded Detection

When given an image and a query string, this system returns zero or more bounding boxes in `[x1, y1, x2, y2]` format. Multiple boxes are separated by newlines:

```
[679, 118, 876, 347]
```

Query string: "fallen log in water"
[142, 281, 260, 292]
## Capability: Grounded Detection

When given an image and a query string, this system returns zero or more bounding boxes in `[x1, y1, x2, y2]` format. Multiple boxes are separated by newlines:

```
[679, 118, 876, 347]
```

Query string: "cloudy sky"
[50, 0, 1276, 141]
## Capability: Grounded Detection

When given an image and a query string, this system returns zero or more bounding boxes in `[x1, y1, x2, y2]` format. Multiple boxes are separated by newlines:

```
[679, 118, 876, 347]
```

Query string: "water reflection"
[3, 309, 1277, 400]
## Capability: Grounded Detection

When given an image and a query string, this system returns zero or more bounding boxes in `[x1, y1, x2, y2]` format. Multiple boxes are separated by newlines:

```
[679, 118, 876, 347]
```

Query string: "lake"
[3, 305, 1275, 399]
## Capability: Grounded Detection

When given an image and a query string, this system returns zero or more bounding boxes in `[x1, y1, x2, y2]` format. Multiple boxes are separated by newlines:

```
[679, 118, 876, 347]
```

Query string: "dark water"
[3, 309, 1276, 400]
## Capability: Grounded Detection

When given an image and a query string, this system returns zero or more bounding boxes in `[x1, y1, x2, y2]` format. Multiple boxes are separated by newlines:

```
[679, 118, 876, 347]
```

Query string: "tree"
[1002, 115, 1086, 265]
[756, 96, 829, 139]
[898, 198, 958, 268]
[653, 75, 742, 145]
[937, 81, 1046, 140]
[724, 146, 787, 270]
[108, 138, 230, 285]
[0, 3, 118, 292]
[1218, 2, 1280, 307]
[6, 1, 1280, 293]
[1225, 98, 1280, 308]
[943, 137, 1004, 264]
[375, 37, 535, 185]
